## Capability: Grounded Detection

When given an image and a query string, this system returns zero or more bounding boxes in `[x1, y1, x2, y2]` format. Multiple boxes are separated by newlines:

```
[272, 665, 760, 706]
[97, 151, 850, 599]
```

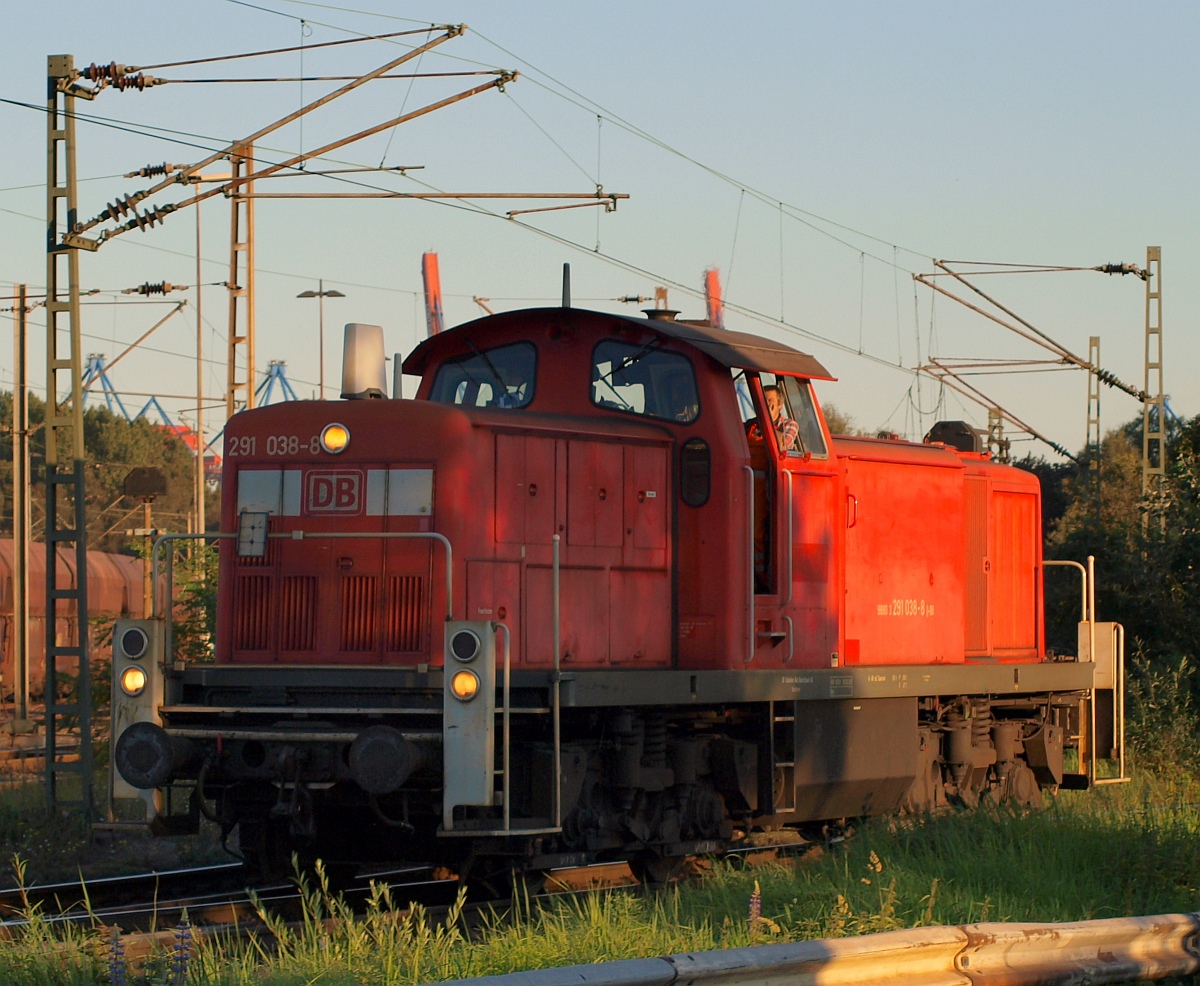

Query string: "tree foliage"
[1031, 413, 1200, 761]
[0, 391, 218, 552]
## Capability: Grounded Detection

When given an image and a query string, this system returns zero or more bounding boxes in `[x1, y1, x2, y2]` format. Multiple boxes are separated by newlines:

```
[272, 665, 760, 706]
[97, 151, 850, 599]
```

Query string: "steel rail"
[426, 912, 1200, 986]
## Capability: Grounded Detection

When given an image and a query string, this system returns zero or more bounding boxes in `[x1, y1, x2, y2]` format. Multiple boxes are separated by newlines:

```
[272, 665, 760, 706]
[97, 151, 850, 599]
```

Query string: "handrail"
[150, 532, 235, 667]
[1044, 555, 1098, 782]
[551, 533, 562, 830]
[496, 621, 512, 833]
[744, 464, 754, 664]
[1095, 621, 1130, 786]
[781, 469, 794, 609]
[1044, 558, 1088, 623]
[424, 911, 1200, 986]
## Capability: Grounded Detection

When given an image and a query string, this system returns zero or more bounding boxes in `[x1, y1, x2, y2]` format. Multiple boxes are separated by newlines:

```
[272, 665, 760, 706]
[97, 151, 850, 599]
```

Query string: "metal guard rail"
[426, 911, 1200, 986]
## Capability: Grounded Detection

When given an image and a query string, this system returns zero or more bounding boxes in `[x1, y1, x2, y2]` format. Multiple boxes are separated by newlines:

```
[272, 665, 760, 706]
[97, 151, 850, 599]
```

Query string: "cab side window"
[779, 376, 828, 457]
[591, 340, 699, 423]
[429, 342, 536, 409]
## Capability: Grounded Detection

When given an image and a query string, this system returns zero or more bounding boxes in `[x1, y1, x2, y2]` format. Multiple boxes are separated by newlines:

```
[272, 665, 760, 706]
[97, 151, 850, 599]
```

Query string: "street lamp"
[297, 280, 346, 400]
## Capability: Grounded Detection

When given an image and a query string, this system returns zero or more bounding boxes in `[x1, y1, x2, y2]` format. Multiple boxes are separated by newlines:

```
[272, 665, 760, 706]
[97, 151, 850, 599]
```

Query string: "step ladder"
[768, 701, 796, 812]
[44, 462, 93, 815]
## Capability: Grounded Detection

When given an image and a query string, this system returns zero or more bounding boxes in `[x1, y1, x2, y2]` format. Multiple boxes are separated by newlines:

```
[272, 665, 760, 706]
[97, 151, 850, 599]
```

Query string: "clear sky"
[1, 1, 1196, 460]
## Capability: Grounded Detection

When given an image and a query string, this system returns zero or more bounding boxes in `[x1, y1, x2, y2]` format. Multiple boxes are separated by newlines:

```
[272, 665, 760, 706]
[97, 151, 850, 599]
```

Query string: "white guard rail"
[424, 912, 1199, 986]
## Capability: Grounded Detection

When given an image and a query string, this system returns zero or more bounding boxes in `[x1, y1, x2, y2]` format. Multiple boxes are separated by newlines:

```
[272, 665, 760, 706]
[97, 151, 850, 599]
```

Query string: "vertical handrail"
[1117, 621, 1126, 779]
[1043, 559, 1087, 623]
[151, 533, 235, 666]
[1087, 554, 1097, 784]
[744, 465, 755, 663]
[1095, 622, 1131, 785]
[551, 534, 562, 828]
[781, 469, 794, 609]
[1042, 557, 1099, 784]
[495, 621, 512, 832]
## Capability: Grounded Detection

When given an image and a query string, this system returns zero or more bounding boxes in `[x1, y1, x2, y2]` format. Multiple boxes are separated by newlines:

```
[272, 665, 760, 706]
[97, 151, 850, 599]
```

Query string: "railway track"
[0, 840, 811, 939]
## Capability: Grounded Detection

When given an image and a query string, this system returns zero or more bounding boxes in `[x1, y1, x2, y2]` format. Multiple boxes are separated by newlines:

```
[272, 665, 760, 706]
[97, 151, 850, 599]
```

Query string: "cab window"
[778, 375, 828, 457]
[748, 372, 828, 458]
[429, 341, 536, 409]
[591, 340, 699, 423]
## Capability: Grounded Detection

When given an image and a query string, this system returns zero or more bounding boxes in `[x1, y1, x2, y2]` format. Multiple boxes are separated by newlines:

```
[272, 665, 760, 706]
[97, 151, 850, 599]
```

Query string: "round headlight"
[120, 626, 149, 660]
[320, 422, 350, 454]
[120, 666, 147, 697]
[449, 668, 480, 702]
[450, 629, 481, 662]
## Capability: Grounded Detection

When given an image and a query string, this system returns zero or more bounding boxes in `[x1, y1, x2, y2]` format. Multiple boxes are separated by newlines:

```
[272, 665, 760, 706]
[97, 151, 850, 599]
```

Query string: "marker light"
[120, 626, 149, 660]
[450, 629, 482, 662]
[320, 422, 350, 454]
[120, 666, 148, 697]
[449, 668, 481, 702]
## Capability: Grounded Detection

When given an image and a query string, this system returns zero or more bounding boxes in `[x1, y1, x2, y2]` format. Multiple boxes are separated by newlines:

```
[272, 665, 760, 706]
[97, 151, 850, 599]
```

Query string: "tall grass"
[0, 774, 1198, 984]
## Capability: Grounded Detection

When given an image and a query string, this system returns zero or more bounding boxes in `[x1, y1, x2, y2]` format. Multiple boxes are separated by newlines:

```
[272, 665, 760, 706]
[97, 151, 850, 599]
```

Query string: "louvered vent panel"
[341, 576, 378, 651]
[279, 576, 317, 650]
[387, 576, 424, 652]
[234, 575, 272, 651]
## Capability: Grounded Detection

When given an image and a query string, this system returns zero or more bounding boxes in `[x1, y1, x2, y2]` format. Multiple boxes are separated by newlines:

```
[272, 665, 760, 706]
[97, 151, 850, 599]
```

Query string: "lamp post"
[297, 280, 346, 399]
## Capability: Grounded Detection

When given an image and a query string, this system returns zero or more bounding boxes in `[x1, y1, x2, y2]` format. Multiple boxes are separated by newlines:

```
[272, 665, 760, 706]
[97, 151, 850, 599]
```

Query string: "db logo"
[306, 470, 362, 514]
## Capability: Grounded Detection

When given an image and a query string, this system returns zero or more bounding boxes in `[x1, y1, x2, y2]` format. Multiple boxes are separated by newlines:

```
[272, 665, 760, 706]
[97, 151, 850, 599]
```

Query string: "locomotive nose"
[114, 722, 197, 789]
[348, 725, 425, 794]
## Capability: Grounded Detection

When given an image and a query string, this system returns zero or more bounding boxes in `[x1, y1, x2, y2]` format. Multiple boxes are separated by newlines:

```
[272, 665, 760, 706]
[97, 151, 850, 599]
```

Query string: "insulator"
[102, 191, 147, 221]
[114, 72, 156, 92]
[83, 61, 127, 82]
[127, 281, 175, 296]
[120, 204, 176, 233]
[125, 163, 178, 179]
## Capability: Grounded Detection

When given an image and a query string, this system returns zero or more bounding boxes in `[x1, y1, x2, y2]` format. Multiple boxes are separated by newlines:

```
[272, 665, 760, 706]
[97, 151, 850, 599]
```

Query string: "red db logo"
[306, 470, 362, 514]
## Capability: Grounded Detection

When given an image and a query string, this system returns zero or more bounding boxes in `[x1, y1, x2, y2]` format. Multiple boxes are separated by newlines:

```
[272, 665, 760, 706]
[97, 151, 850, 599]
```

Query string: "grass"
[1, 770, 1199, 984]
[0, 773, 229, 887]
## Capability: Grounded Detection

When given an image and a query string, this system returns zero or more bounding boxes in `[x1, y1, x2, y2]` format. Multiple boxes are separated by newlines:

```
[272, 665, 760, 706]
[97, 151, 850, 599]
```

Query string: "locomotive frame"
[109, 304, 1124, 881]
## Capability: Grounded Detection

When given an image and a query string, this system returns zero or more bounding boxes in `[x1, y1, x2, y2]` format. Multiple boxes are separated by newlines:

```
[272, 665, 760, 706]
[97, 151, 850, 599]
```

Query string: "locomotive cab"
[112, 303, 1113, 880]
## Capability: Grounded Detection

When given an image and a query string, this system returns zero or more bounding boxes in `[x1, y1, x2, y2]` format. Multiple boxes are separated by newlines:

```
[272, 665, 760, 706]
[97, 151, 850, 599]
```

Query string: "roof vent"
[643, 308, 680, 322]
[341, 323, 388, 400]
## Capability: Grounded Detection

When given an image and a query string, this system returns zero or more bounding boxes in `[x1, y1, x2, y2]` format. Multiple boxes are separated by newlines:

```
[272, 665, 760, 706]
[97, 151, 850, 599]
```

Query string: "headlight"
[320, 422, 350, 454]
[449, 668, 480, 702]
[120, 666, 147, 697]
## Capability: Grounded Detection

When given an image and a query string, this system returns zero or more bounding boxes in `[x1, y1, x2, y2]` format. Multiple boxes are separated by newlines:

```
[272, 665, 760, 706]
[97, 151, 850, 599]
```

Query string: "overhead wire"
[135, 26, 438, 71]
[377, 24, 429, 166]
[13, 6, 1090, 451]
[218, 0, 936, 267]
[6, 87, 928, 388]
[500, 90, 595, 187]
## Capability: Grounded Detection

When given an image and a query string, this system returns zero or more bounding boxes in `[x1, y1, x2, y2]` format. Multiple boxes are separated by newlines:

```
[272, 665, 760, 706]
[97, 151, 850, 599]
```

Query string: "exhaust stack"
[341, 323, 388, 400]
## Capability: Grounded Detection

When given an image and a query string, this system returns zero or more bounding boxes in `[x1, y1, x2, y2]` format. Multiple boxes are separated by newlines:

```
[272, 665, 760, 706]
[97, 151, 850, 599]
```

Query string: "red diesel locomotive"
[111, 302, 1112, 879]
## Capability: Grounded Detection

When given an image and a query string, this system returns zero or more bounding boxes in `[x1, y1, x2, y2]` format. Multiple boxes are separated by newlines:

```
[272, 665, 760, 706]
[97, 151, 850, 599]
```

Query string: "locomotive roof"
[402, 306, 835, 381]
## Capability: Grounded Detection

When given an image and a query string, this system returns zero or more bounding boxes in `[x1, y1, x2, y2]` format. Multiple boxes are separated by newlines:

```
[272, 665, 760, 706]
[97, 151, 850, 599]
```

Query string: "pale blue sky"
[1, 1, 1195, 457]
